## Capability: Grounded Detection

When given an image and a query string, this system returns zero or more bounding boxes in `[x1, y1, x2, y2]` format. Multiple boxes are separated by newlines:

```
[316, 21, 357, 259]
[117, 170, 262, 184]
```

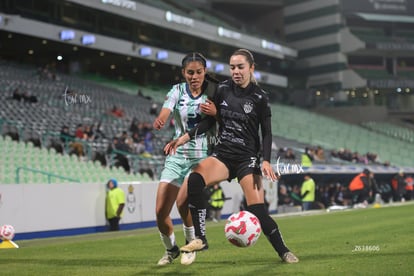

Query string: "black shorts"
[211, 153, 262, 182]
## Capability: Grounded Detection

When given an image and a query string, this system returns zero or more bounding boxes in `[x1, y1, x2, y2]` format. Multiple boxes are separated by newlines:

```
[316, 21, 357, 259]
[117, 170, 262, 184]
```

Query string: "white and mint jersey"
[163, 82, 209, 159]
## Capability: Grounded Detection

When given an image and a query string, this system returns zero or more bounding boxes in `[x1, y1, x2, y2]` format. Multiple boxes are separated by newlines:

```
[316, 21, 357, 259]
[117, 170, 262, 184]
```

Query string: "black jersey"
[213, 80, 272, 161]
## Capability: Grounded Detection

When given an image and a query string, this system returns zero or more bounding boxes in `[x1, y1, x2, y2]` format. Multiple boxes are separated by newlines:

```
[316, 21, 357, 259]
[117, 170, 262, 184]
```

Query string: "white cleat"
[282, 252, 299, 264]
[180, 251, 197, 265]
[180, 238, 208, 252]
[157, 248, 180, 266]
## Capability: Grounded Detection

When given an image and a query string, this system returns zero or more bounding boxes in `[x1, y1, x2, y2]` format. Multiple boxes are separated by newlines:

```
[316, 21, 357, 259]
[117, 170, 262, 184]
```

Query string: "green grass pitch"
[1, 203, 413, 275]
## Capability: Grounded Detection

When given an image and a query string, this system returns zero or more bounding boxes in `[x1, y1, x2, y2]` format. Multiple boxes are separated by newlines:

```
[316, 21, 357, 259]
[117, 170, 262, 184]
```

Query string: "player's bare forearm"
[164, 133, 190, 155]
[153, 108, 171, 130]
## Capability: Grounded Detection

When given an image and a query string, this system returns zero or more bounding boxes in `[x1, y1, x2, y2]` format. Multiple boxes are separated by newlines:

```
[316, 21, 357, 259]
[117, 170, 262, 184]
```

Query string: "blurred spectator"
[207, 184, 226, 222]
[27, 136, 41, 148]
[120, 131, 128, 144]
[105, 178, 125, 231]
[109, 105, 124, 118]
[404, 175, 413, 201]
[284, 148, 296, 160]
[3, 125, 20, 141]
[84, 125, 95, 141]
[38, 64, 57, 81]
[149, 102, 159, 115]
[22, 91, 38, 103]
[94, 122, 106, 140]
[290, 184, 303, 206]
[332, 183, 351, 206]
[93, 151, 107, 167]
[130, 132, 143, 154]
[368, 172, 379, 203]
[9, 88, 37, 103]
[391, 170, 406, 202]
[142, 125, 155, 155]
[301, 147, 314, 168]
[377, 181, 393, 203]
[131, 131, 140, 144]
[75, 124, 86, 140]
[125, 136, 135, 152]
[314, 146, 325, 162]
[137, 89, 144, 97]
[107, 137, 131, 173]
[129, 117, 140, 134]
[276, 148, 286, 160]
[11, 88, 22, 101]
[300, 173, 316, 211]
[348, 168, 371, 207]
[332, 148, 388, 166]
[317, 184, 331, 208]
[60, 125, 84, 157]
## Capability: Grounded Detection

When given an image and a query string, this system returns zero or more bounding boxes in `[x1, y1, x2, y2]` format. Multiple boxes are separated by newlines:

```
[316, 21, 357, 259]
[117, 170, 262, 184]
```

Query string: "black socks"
[247, 203, 289, 258]
[187, 172, 207, 242]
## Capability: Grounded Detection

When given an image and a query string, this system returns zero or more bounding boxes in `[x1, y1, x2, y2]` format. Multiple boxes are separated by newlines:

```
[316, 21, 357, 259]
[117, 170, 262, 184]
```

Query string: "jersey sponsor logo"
[221, 109, 248, 122]
[198, 209, 207, 236]
[178, 99, 202, 107]
[243, 102, 253, 114]
[220, 100, 228, 106]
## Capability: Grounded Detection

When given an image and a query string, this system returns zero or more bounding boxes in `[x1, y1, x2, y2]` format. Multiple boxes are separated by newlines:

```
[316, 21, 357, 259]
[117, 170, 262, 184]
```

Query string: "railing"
[15, 166, 81, 184]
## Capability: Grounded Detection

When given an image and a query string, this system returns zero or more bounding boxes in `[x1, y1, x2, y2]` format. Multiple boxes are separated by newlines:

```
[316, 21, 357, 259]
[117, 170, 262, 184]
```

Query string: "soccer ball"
[224, 211, 261, 247]
[0, 224, 15, 241]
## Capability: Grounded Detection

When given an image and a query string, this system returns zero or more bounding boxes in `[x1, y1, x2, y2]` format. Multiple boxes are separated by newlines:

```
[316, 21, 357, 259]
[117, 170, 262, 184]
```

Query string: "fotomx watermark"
[275, 157, 304, 175]
[62, 86, 92, 105]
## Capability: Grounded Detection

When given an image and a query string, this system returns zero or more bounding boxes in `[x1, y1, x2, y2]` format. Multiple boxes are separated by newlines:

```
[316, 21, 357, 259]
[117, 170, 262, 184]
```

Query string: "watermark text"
[62, 86, 92, 105]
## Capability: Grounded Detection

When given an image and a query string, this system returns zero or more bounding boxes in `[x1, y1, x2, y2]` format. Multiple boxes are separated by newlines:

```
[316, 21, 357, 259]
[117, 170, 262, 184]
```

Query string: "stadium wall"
[0, 180, 277, 240]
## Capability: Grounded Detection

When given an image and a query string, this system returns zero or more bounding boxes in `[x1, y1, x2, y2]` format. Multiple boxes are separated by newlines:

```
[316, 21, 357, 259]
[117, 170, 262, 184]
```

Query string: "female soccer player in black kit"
[164, 48, 299, 264]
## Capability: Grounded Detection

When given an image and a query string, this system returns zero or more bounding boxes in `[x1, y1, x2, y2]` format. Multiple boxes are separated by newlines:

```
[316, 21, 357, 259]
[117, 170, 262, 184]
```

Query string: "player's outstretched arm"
[153, 108, 171, 130]
[164, 133, 191, 155]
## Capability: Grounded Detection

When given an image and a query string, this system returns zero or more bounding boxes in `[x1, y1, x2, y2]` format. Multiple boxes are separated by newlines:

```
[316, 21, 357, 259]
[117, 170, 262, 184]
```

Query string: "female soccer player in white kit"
[153, 52, 217, 266]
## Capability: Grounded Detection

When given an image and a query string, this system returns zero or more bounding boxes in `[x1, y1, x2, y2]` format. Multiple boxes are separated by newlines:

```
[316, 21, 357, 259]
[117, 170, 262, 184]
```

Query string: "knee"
[176, 197, 187, 211]
[188, 172, 206, 196]
[155, 207, 166, 220]
[155, 203, 171, 220]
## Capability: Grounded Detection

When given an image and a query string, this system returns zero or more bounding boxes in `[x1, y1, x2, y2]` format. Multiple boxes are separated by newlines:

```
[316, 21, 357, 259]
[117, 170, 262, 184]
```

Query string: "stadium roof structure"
[355, 12, 414, 23]
[0, 0, 297, 89]
[68, 0, 297, 59]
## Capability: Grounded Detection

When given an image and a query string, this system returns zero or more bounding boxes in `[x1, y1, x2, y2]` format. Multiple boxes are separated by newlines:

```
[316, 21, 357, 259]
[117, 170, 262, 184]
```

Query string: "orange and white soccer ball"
[0, 224, 15, 241]
[224, 211, 261, 247]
